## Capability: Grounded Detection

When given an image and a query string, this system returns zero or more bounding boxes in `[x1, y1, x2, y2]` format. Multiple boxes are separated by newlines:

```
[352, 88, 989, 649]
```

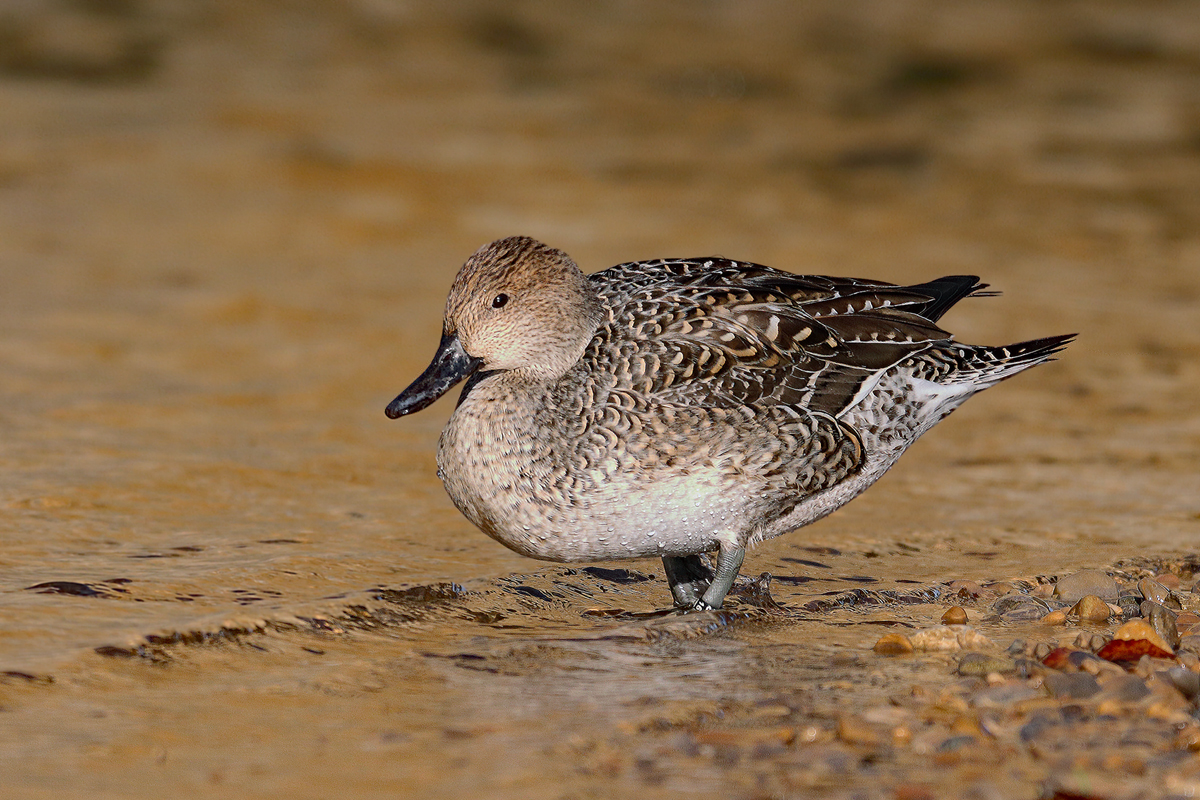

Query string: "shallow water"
[2, 1, 1199, 797]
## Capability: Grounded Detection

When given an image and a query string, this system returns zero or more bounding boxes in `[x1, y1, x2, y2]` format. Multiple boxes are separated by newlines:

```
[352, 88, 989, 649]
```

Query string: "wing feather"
[588, 258, 974, 416]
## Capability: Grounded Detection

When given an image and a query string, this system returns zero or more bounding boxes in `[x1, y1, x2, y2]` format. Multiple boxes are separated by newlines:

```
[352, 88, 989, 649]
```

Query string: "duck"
[386, 236, 1073, 611]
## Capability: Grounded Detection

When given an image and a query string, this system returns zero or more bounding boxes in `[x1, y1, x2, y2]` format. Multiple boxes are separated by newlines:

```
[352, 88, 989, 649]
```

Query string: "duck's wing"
[595, 258, 986, 322]
[592, 258, 986, 417]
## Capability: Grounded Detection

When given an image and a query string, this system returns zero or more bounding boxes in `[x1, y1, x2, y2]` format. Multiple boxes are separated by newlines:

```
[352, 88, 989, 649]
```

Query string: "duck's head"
[386, 236, 604, 418]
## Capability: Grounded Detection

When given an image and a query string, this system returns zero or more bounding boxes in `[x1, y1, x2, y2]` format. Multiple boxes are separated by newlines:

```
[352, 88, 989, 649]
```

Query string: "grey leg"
[662, 554, 713, 609]
[695, 545, 746, 611]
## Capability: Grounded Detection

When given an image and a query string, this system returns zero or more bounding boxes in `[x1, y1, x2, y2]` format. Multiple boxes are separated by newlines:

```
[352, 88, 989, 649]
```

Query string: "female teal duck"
[387, 237, 1072, 611]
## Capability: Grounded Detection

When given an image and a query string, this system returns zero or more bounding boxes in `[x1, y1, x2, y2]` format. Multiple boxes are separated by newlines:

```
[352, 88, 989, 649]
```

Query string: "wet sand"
[2, 1, 1199, 797]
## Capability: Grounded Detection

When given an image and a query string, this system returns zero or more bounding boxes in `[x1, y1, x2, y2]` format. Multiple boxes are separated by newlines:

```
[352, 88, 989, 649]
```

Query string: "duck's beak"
[385, 332, 483, 419]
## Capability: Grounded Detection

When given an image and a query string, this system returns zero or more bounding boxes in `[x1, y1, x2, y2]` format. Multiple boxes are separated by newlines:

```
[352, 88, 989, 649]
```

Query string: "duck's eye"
[491, 293, 509, 309]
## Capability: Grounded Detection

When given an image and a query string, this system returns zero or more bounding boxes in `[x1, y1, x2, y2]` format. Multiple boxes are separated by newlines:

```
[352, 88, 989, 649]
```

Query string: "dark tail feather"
[909, 275, 996, 322]
[952, 333, 1077, 385]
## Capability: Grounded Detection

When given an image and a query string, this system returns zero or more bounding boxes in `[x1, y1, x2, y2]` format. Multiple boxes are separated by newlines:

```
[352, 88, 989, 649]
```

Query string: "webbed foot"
[662, 554, 713, 609]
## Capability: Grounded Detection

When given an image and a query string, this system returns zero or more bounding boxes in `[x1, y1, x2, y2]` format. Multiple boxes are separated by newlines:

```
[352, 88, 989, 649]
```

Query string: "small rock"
[1142, 578, 1180, 609]
[993, 594, 1054, 622]
[909, 625, 993, 653]
[1040, 609, 1068, 626]
[874, 633, 914, 655]
[750, 703, 794, 719]
[936, 734, 978, 752]
[1012, 657, 1042, 679]
[1043, 671, 1101, 700]
[1139, 577, 1171, 605]
[836, 715, 883, 747]
[941, 606, 968, 625]
[1167, 666, 1200, 700]
[1067, 650, 1110, 672]
[1142, 602, 1181, 650]
[1117, 595, 1142, 618]
[969, 682, 1040, 708]
[1054, 570, 1120, 603]
[1145, 697, 1192, 723]
[1096, 637, 1175, 664]
[860, 706, 912, 727]
[893, 783, 933, 800]
[1175, 611, 1200, 636]
[1077, 654, 1126, 678]
[947, 580, 983, 599]
[1073, 631, 1110, 652]
[1175, 725, 1200, 752]
[956, 653, 1014, 676]
[1096, 673, 1152, 704]
[1113, 618, 1174, 654]
[1156, 573, 1181, 590]
[1019, 713, 1057, 742]
[1070, 594, 1110, 622]
[1040, 647, 1076, 669]
[1134, 655, 1180, 679]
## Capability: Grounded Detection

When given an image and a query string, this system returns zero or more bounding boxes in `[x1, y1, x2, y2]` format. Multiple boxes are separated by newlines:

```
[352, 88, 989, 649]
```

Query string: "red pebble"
[1095, 638, 1174, 663]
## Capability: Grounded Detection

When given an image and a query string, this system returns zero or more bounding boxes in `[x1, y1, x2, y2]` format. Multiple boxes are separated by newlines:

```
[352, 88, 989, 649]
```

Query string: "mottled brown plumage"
[387, 236, 1073, 610]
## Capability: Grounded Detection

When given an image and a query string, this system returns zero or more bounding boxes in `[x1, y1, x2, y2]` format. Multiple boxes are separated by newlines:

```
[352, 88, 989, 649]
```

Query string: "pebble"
[1019, 713, 1057, 742]
[836, 715, 884, 747]
[1177, 726, 1200, 752]
[1066, 649, 1102, 671]
[992, 594, 1054, 622]
[1117, 595, 1142, 618]
[1176, 611, 1200, 636]
[1143, 601, 1181, 649]
[1078, 652, 1126, 677]
[1167, 667, 1200, 701]
[1113, 618, 1174, 654]
[623, 561, 1200, 792]
[1040, 609, 1067, 625]
[1179, 634, 1200, 653]
[956, 653, 1014, 676]
[1070, 594, 1110, 622]
[969, 682, 1040, 708]
[941, 606, 968, 625]
[1134, 655, 1181, 680]
[874, 633, 915, 655]
[782, 562, 1200, 795]
[946, 580, 983, 599]
[1156, 573, 1181, 590]
[1043, 671, 1101, 699]
[909, 625, 993, 653]
[1073, 631, 1110, 652]
[1139, 577, 1171, 605]
[1054, 569, 1120, 602]
[750, 703, 794, 719]
[1096, 673, 1152, 704]
[1056, 573, 1118, 604]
